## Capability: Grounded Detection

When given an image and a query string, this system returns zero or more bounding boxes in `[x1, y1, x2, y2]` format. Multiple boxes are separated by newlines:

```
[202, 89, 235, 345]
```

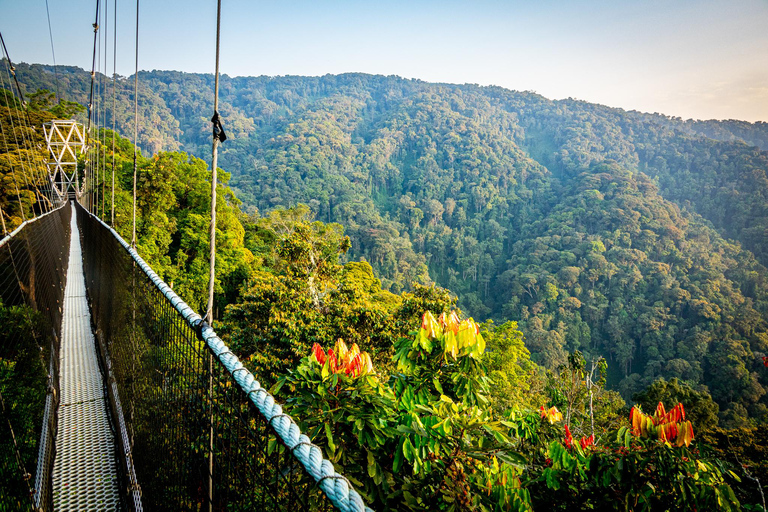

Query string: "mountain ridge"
[10, 62, 768, 423]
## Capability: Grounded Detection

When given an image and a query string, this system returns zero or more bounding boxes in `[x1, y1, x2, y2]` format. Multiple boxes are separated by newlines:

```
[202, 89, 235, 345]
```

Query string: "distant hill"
[12, 62, 768, 423]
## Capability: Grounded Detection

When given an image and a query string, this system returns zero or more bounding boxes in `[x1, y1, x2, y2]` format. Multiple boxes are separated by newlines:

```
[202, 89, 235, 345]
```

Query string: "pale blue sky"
[2, 0, 767, 121]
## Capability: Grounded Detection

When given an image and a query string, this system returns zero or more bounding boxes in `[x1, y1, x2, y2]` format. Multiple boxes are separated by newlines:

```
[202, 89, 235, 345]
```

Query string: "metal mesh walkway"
[52, 206, 120, 511]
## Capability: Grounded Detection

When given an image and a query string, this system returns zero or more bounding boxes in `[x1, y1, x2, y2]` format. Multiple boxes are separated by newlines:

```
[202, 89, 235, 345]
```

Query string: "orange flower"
[346, 353, 363, 377]
[311, 343, 326, 365]
[334, 339, 349, 365]
[421, 311, 443, 339]
[540, 406, 563, 424]
[439, 311, 461, 334]
[579, 435, 595, 450]
[676, 421, 694, 447]
[629, 402, 695, 447]
[361, 352, 373, 375]
[347, 343, 361, 363]
[308, 342, 374, 378]
[630, 406, 642, 435]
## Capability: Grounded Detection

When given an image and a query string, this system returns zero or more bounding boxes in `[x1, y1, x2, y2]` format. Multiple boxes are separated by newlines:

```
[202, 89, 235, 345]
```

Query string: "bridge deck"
[52, 207, 120, 511]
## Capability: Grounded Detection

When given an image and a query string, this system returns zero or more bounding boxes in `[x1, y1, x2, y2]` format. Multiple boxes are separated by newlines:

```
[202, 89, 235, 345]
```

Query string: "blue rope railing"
[77, 202, 372, 512]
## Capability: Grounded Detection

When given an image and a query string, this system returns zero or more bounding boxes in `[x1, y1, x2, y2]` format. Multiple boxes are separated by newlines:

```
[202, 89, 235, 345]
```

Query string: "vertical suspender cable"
[102, 0, 108, 218]
[0, 83, 23, 222]
[129, 0, 140, 474]
[111, 0, 117, 226]
[96, 0, 101, 217]
[206, 0, 224, 325]
[206, 3, 224, 510]
[87, 0, 100, 209]
[0, 32, 34, 130]
[44, 0, 61, 104]
[131, 0, 139, 247]
[0, 69, 28, 222]
[0, 33, 46, 216]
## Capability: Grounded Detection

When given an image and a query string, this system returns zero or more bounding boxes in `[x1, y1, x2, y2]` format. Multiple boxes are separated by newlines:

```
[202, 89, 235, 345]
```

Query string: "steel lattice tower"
[44, 120, 86, 205]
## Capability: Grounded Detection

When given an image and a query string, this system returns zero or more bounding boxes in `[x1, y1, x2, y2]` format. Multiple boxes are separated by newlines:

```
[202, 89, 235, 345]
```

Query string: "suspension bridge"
[0, 1, 372, 511]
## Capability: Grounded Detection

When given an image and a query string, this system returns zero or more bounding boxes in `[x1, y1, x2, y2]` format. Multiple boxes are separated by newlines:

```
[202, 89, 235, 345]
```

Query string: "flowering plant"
[309, 339, 373, 378]
[629, 402, 694, 447]
[540, 406, 563, 425]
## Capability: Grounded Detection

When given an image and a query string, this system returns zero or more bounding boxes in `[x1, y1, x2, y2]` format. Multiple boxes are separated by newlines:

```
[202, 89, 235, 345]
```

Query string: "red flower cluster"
[579, 434, 595, 450]
[563, 424, 594, 450]
[310, 340, 373, 378]
[763, 356, 768, 367]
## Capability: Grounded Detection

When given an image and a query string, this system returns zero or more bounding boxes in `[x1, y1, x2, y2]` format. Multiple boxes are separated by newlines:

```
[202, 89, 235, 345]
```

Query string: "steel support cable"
[99, 0, 107, 220]
[0, 60, 33, 221]
[94, 2, 101, 217]
[95, 29, 101, 216]
[101, 0, 106, 219]
[86, 0, 100, 209]
[0, 86, 29, 222]
[206, 4, 224, 508]
[0, 68, 32, 205]
[129, 11, 140, 512]
[131, 0, 139, 248]
[206, 0, 223, 325]
[44, 0, 61, 104]
[101, 0, 107, 219]
[111, 0, 117, 227]
[0, 30, 41, 195]
[0, 32, 32, 128]
[0, 34, 49, 216]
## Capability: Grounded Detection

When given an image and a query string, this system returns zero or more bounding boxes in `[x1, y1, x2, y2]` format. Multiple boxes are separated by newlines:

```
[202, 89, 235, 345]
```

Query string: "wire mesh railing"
[0, 202, 71, 512]
[76, 202, 371, 512]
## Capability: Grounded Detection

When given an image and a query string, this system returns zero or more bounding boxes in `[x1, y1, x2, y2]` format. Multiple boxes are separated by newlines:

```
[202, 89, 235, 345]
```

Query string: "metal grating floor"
[52, 208, 120, 511]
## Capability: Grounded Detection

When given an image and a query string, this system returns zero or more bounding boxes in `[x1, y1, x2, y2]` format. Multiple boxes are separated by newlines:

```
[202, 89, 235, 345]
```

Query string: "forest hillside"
[10, 62, 768, 427]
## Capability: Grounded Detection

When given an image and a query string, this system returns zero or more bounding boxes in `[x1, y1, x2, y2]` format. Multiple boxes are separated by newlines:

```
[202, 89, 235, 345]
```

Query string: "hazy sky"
[2, 0, 767, 121]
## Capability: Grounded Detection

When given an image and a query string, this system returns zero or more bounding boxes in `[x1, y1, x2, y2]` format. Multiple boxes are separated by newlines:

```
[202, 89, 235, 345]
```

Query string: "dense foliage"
[12, 64, 768, 426]
[3, 65, 768, 508]
[0, 303, 48, 510]
[275, 310, 750, 510]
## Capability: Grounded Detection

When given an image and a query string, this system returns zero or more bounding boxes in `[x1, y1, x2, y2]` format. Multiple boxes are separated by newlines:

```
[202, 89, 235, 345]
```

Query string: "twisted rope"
[79, 205, 373, 512]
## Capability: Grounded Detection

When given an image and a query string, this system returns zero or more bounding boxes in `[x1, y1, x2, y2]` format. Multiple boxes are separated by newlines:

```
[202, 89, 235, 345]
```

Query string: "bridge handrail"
[80, 206, 372, 512]
[0, 201, 71, 511]
[0, 204, 66, 249]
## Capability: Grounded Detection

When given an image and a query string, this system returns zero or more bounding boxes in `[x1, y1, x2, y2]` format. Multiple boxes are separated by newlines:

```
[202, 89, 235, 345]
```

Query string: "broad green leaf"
[324, 423, 336, 454]
[393, 443, 404, 473]
[367, 450, 376, 478]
